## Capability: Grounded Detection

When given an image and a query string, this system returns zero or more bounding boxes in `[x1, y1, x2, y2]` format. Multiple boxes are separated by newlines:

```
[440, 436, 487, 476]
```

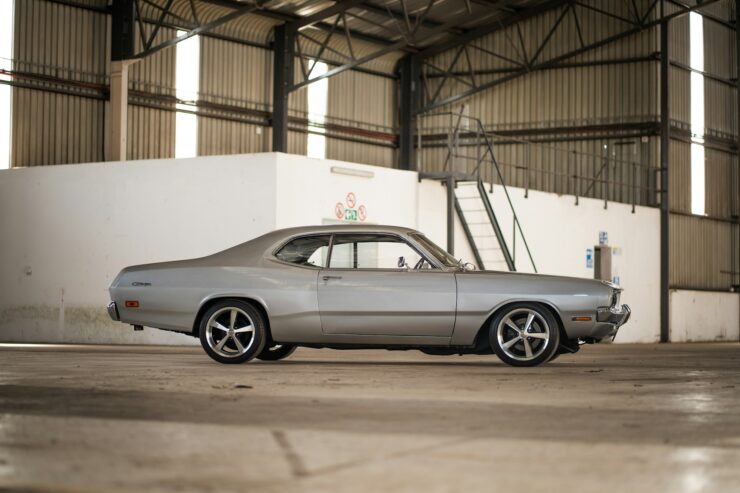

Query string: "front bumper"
[592, 304, 631, 340]
[107, 301, 120, 321]
[597, 304, 631, 326]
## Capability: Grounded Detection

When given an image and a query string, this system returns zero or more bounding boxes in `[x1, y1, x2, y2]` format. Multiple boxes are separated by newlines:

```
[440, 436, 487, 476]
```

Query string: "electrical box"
[594, 245, 612, 281]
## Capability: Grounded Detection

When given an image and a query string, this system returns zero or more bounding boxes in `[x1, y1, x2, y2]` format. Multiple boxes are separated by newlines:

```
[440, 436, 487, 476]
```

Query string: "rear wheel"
[489, 303, 560, 367]
[198, 300, 266, 364]
[256, 344, 297, 361]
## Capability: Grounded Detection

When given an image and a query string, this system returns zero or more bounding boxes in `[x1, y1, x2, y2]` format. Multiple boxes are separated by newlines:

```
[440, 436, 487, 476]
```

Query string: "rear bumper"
[107, 301, 120, 321]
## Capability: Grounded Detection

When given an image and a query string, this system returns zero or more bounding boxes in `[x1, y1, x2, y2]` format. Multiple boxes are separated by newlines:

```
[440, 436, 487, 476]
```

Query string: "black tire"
[489, 303, 560, 367]
[257, 344, 297, 361]
[198, 299, 267, 364]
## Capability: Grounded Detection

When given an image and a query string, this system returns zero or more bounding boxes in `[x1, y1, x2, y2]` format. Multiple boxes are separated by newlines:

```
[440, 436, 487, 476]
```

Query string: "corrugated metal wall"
[326, 70, 395, 167]
[667, 9, 739, 291]
[11, 0, 108, 166]
[128, 24, 176, 160]
[670, 214, 737, 291]
[419, 1, 662, 209]
[198, 38, 272, 156]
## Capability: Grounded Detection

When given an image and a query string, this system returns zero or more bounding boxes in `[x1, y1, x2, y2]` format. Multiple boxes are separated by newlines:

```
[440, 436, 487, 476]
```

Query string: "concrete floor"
[1, 343, 739, 493]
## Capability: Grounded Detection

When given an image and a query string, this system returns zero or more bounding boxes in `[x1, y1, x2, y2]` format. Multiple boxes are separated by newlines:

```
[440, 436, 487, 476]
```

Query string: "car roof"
[268, 224, 421, 238]
[207, 224, 426, 266]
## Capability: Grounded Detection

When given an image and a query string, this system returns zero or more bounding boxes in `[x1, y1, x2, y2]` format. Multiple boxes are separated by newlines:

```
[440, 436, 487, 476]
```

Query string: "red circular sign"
[358, 205, 367, 222]
[346, 192, 356, 208]
[335, 202, 345, 219]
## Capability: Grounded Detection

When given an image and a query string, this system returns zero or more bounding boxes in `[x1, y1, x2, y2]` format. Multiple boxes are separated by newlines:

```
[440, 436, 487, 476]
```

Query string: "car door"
[317, 233, 457, 337]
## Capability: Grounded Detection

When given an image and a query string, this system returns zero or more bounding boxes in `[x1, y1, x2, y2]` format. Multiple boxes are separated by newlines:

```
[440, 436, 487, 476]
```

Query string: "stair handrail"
[476, 119, 537, 272]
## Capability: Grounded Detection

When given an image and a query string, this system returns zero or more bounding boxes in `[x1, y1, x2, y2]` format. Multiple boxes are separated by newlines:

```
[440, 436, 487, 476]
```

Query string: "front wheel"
[256, 344, 297, 361]
[489, 303, 560, 367]
[199, 300, 267, 364]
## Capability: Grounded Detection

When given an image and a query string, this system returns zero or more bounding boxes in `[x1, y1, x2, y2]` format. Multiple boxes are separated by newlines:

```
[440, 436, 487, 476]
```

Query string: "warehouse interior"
[1, 0, 739, 491]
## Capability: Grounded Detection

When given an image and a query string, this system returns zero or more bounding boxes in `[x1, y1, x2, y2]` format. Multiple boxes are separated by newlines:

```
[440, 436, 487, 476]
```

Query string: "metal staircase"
[421, 109, 537, 272]
[454, 180, 514, 271]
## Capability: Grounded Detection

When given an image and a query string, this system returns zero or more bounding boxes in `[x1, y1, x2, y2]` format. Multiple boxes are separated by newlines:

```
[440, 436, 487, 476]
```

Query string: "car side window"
[275, 235, 330, 268]
[328, 234, 433, 270]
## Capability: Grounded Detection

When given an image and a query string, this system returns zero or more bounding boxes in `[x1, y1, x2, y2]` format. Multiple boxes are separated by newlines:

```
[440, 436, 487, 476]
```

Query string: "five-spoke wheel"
[199, 300, 266, 364]
[489, 303, 559, 367]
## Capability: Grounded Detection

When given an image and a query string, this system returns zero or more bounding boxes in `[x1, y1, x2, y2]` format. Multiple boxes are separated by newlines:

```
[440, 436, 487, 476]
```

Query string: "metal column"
[446, 176, 455, 255]
[659, 14, 670, 343]
[272, 24, 294, 152]
[398, 55, 420, 170]
[108, 0, 136, 162]
[736, 0, 740, 294]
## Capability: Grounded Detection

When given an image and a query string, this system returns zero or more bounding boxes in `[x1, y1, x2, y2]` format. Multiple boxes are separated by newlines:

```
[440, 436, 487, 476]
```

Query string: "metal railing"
[419, 110, 659, 214]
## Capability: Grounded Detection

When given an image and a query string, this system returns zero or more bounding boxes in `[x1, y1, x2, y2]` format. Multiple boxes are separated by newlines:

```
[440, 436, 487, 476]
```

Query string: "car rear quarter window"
[275, 235, 331, 268]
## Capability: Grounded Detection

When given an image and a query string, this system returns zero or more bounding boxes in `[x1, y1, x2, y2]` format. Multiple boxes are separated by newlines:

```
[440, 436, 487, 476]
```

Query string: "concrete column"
[107, 60, 132, 162]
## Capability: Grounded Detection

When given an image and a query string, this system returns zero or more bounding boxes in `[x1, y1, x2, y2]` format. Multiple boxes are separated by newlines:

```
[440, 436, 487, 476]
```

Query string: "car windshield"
[410, 234, 460, 268]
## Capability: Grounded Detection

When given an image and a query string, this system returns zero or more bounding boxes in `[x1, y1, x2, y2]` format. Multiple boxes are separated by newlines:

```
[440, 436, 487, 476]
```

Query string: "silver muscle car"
[107, 225, 630, 367]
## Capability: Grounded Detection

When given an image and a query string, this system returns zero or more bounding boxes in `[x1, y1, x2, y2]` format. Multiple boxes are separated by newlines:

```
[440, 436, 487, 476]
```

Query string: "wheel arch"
[192, 295, 273, 341]
[472, 299, 567, 350]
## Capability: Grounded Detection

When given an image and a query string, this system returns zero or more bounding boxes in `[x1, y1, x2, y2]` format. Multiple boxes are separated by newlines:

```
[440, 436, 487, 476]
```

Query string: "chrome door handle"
[322, 275, 343, 281]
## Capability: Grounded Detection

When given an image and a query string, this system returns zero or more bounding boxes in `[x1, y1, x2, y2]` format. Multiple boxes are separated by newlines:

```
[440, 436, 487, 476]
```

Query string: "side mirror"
[397, 256, 409, 269]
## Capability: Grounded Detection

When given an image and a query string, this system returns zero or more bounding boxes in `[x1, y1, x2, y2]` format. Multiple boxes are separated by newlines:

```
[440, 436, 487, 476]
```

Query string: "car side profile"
[107, 225, 630, 367]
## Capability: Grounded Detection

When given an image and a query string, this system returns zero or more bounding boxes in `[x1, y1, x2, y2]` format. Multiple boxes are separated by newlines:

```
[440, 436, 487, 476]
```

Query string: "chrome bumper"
[107, 301, 120, 321]
[597, 304, 631, 327]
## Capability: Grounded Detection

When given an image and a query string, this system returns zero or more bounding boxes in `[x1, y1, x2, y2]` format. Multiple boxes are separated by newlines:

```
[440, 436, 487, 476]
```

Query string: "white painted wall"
[670, 290, 740, 342]
[0, 152, 733, 345]
[274, 154, 419, 230]
[0, 154, 278, 344]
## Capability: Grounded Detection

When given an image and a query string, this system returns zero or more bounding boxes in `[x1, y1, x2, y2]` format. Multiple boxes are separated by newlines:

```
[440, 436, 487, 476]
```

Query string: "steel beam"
[419, 0, 720, 113]
[398, 55, 420, 170]
[272, 24, 294, 152]
[111, 0, 136, 61]
[418, 0, 567, 60]
[134, 1, 260, 59]
[294, 0, 366, 29]
[659, 14, 670, 343]
[735, 0, 740, 293]
[446, 176, 455, 255]
[290, 4, 504, 92]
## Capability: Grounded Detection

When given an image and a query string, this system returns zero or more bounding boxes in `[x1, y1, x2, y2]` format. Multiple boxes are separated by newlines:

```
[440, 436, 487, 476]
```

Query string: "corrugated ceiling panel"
[696, 0, 736, 23]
